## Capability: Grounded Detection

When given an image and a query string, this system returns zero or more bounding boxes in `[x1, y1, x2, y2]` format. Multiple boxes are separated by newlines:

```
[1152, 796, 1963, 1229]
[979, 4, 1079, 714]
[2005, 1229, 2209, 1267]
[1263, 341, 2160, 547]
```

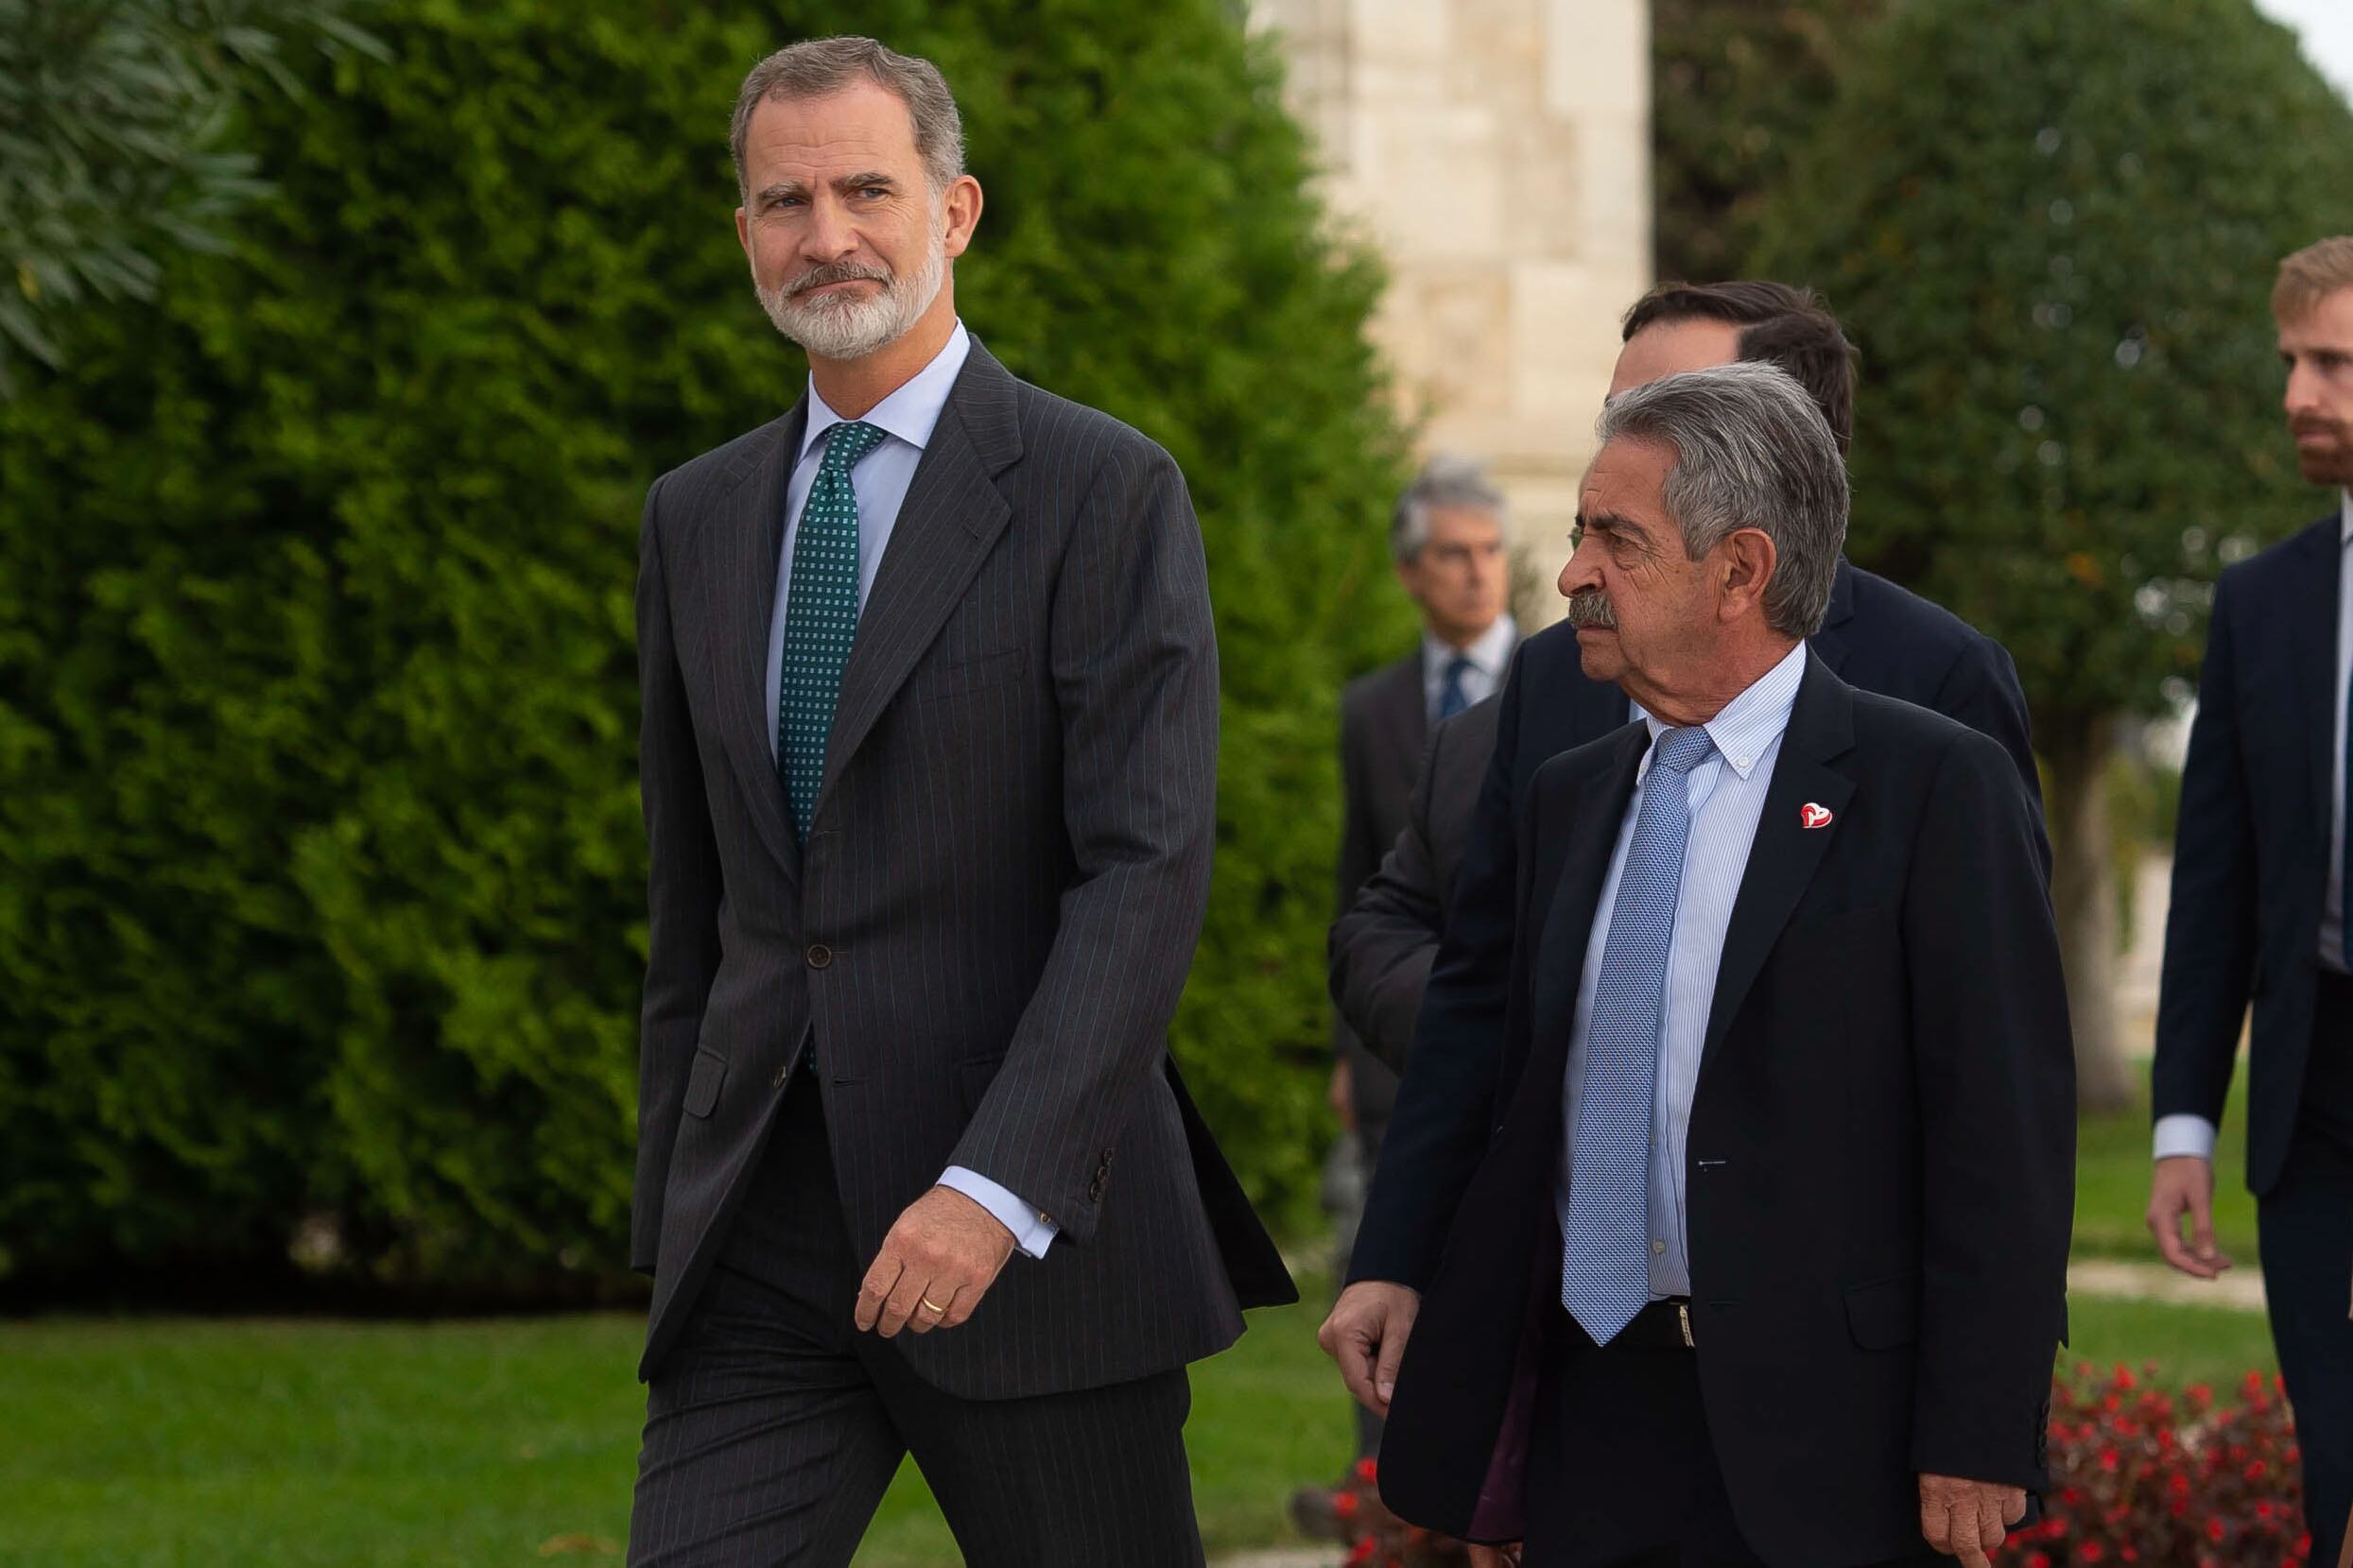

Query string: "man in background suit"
[1327, 281, 2044, 1085]
[628, 37, 1289, 1568]
[1326, 364, 2073, 1566]
[2150, 234, 2353, 1568]
[1299, 460, 1515, 1526]
[1332, 457, 1517, 1156]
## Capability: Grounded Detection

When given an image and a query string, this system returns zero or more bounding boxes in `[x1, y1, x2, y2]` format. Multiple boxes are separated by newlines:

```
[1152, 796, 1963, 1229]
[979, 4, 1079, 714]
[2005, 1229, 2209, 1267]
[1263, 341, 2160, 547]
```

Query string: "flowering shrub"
[2005, 1364, 2308, 1566]
[1334, 1365, 2309, 1566]
[1334, 1458, 1472, 1568]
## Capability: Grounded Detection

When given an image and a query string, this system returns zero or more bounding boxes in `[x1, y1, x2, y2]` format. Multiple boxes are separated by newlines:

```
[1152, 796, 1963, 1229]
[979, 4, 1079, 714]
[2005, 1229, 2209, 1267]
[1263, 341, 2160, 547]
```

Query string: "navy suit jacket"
[1365, 655, 2071, 1558]
[2155, 512, 2347, 1193]
[1350, 558, 2045, 1294]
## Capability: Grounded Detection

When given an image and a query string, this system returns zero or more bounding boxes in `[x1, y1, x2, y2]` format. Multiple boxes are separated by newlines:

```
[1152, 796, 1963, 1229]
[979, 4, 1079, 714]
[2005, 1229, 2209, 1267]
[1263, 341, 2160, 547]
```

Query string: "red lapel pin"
[1800, 802, 1834, 830]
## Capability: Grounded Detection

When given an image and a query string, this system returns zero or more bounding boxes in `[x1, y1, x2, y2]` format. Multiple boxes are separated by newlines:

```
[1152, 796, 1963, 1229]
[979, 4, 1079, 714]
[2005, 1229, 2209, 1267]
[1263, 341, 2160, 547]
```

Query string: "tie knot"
[1445, 653, 1473, 681]
[822, 420, 887, 469]
[1652, 726, 1714, 776]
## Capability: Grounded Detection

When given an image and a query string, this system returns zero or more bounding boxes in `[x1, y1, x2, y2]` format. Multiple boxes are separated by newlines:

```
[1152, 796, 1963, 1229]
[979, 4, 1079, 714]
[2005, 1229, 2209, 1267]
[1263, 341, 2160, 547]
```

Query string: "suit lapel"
[1698, 651, 1857, 1071]
[817, 342, 1021, 808]
[2283, 516, 2342, 851]
[1526, 727, 1648, 1082]
[709, 400, 809, 881]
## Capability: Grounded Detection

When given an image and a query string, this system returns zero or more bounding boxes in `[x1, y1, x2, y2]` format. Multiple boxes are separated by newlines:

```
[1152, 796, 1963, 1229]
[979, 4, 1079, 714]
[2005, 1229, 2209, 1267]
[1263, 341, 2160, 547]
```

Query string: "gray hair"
[1594, 361, 1848, 638]
[1390, 455, 1508, 565]
[731, 37, 966, 201]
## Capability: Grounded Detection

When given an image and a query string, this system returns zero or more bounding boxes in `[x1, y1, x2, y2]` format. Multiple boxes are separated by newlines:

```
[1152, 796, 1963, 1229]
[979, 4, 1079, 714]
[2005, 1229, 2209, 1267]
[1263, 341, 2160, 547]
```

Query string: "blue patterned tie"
[1561, 725, 1716, 1344]
[1438, 653, 1473, 721]
[777, 420, 886, 841]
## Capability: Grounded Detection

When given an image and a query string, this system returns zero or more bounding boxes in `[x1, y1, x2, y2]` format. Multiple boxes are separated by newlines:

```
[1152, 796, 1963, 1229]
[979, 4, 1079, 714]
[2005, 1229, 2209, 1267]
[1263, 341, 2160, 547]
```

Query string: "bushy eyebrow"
[1577, 508, 1649, 545]
[751, 171, 902, 209]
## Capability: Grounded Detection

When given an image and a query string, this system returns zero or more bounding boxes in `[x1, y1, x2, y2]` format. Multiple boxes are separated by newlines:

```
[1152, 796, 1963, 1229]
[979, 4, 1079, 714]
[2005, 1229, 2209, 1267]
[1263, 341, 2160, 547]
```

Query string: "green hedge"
[0, 0, 1414, 1289]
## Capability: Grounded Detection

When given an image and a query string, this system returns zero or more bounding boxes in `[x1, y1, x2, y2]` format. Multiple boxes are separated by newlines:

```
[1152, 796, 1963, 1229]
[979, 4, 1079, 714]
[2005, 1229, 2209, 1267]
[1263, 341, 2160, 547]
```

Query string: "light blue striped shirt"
[1558, 641, 1808, 1298]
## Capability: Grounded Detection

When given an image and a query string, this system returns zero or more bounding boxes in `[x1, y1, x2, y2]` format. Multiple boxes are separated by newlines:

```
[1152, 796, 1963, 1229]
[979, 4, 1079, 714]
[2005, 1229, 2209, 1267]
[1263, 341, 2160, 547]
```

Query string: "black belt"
[1563, 1298, 1697, 1351]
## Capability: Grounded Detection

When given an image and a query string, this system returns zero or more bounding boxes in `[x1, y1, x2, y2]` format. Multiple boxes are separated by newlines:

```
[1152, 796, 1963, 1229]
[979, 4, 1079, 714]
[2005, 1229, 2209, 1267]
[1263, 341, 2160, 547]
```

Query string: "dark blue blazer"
[2155, 512, 2346, 1194]
[1367, 655, 2071, 1558]
[1352, 557, 2046, 1295]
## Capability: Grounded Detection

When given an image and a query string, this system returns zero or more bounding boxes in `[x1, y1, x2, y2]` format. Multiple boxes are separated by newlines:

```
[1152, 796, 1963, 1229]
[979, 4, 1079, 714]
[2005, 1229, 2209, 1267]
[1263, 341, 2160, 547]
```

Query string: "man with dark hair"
[1326, 282, 2044, 1083]
[1294, 457, 1518, 1536]
[627, 35, 1289, 1568]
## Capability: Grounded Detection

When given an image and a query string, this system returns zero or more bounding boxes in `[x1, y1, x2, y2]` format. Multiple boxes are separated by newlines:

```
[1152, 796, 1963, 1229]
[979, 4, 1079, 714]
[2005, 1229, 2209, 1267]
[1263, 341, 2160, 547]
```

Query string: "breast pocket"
[918, 646, 1028, 700]
[683, 1048, 727, 1119]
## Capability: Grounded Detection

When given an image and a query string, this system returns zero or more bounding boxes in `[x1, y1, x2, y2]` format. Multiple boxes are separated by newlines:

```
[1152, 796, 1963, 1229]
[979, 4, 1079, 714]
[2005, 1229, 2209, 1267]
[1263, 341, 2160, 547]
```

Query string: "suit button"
[805, 944, 832, 969]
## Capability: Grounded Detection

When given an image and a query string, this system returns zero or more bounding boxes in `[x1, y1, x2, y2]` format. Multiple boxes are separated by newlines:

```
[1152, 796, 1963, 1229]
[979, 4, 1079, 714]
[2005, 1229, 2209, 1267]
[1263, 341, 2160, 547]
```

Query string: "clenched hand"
[856, 1185, 1016, 1337]
[1319, 1280, 1420, 1415]
[1918, 1473, 2026, 1567]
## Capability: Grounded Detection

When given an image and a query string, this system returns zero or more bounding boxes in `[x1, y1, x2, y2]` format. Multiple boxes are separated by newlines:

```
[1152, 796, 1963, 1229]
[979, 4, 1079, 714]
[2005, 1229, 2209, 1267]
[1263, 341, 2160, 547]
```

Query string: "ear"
[735, 205, 752, 260]
[1716, 527, 1778, 623]
[942, 174, 984, 260]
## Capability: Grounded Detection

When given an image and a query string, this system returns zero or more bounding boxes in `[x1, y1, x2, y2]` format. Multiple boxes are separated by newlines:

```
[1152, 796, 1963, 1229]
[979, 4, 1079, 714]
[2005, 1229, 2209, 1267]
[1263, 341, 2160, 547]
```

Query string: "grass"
[0, 1287, 2274, 1568]
[0, 1090, 2288, 1568]
[0, 1283, 1352, 1568]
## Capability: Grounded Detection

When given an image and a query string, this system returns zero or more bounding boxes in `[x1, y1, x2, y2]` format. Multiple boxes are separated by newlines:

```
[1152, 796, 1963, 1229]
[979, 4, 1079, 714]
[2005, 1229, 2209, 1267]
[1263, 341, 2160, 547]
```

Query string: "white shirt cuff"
[2153, 1114, 2219, 1163]
[939, 1166, 1058, 1259]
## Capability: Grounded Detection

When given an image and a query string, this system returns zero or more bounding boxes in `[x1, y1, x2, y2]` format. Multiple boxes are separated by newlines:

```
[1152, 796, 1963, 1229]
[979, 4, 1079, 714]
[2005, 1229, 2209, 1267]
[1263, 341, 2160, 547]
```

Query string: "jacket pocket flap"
[1843, 1273, 1922, 1350]
[683, 1048, 727, 1119]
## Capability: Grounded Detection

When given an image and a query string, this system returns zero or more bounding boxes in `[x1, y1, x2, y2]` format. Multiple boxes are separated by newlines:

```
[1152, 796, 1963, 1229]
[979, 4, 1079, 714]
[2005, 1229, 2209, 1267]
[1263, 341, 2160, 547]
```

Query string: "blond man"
[2151, 236, 2353, 1567]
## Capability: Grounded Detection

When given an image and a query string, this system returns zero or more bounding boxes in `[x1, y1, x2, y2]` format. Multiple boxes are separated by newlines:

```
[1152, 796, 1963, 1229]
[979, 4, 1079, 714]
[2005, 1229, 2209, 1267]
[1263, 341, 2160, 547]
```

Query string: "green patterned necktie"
[777, 419, 887, 841]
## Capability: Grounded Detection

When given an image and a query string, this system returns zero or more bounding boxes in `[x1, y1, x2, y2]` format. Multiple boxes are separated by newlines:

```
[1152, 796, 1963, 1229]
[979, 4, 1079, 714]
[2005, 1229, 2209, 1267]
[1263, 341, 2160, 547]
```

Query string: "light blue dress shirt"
[1559, 641, 1808, 1298]
[764, 319, 1057, 1261]
[1419, 615, 1518, 726]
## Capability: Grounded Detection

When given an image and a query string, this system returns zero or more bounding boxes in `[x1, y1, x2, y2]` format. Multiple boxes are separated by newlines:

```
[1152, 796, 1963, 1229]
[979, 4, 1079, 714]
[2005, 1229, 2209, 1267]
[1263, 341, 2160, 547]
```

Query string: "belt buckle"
[1676, 1301, 1694, 1348]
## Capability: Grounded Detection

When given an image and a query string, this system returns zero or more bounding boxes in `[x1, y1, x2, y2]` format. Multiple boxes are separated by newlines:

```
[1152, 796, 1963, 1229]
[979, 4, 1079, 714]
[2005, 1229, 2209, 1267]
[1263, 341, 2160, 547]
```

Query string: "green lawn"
[0, 1081, 2289, 1568]
[0, 1283, 2274, 1568]
[2073, 1077, 2260, 1266]
[0, 1284, 1352, 1568]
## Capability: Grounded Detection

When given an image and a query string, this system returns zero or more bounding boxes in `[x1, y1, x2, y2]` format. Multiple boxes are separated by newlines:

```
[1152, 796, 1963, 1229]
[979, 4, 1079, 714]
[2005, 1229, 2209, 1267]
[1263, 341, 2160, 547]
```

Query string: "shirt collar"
[1424, 613, 1519, 678]
[2340, 488, 2351, 545]
[1637, 640, 1808, 783]
[799, 319, 973, 464]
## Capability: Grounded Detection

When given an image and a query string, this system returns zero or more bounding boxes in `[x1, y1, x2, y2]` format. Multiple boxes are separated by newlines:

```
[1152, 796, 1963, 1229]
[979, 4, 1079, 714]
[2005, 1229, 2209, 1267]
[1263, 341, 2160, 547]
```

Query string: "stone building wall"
[1250, 0, 1653, 626]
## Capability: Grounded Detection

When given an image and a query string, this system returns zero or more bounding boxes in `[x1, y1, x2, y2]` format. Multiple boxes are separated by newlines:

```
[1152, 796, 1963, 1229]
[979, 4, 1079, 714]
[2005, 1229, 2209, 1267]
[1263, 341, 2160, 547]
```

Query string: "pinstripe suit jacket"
[632, 339, 1294, 1396]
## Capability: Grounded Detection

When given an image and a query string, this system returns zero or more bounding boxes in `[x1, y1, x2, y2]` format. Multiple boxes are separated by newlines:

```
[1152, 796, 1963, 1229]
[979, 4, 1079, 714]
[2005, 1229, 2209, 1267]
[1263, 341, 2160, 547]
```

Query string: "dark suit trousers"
[629, 1078, 1204, 1568]
[2263, 973, 2353, 1568]
[1524, 1308, 1939, 1568]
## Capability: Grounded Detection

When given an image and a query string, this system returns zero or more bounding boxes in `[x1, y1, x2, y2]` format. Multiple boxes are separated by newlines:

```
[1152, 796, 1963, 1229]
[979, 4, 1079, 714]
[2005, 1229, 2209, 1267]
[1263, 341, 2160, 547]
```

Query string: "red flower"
[2098, 1449, 2119, 1472]
[2207, 1517, 2227, 1542]
[2079, 1542, 2105, 1562]
[2245, 1459, 2268, 1482]
[1354, 1456, 1379, 1484]
[1345, 1538, 1376, 1565]
[1334, 1491, 1361, 1522]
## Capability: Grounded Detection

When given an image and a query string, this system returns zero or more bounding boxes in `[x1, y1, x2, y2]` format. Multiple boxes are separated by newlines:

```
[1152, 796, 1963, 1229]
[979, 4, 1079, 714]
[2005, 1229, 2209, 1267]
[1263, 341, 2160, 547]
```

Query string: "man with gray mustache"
[1324, 282, 2054, 1565]
[626, 34, 1290, 1568]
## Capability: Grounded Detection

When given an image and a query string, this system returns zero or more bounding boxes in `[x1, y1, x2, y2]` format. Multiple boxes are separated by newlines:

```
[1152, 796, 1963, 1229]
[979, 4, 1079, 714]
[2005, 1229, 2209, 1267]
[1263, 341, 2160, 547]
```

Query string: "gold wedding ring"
[919, 1296, 947, 1316]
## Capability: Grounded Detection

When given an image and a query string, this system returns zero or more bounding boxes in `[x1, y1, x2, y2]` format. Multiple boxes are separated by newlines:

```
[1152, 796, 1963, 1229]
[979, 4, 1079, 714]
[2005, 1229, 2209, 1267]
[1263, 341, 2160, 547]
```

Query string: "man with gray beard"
[625, 35, 1291, 1568]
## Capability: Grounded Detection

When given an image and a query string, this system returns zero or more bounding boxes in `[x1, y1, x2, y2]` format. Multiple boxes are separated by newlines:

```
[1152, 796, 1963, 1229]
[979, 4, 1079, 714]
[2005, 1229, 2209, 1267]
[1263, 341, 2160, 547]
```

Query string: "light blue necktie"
[777, 420, 887, 841]
[1438, 653, 1473, 721]
[1561, 725, 1716, 1344]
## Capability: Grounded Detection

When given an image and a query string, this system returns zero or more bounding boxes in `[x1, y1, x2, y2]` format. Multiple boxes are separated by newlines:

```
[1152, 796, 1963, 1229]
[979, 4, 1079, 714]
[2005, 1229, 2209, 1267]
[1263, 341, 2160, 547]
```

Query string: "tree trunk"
[2046, 714, 2135, 1113]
